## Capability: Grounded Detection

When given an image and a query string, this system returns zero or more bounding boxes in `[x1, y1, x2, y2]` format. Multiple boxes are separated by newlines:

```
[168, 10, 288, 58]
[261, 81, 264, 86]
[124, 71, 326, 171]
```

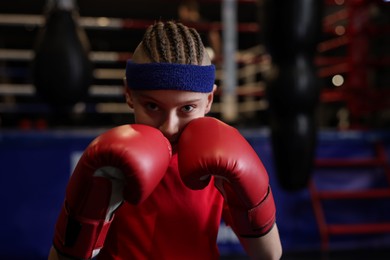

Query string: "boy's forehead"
[132, 89, 206, 103]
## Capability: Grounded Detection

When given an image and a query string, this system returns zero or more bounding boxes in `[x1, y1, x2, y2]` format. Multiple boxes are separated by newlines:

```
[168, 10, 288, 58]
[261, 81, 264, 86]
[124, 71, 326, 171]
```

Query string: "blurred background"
[0, 0, 390, 259]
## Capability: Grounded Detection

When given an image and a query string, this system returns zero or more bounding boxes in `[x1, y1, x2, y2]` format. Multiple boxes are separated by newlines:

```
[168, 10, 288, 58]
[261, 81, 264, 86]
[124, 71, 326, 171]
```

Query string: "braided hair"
[141, 21, 205, 65]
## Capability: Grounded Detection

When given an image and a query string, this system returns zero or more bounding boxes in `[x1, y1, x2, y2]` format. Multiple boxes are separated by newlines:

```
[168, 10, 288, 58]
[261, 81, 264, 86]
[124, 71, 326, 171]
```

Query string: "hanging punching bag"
[260, 0, 323, 191]
[32, 0, 92, 110]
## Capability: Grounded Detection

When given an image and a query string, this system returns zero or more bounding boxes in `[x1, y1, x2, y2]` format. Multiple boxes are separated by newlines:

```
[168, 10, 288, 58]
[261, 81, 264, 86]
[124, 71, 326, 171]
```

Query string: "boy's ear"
[205, 84, 217, 114]
[212, 84, 217, 93]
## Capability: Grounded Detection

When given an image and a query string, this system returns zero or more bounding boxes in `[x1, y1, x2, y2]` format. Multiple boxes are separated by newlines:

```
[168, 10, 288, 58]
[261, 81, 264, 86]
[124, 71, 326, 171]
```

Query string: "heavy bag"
[260, 0, 324, 191]
[32, 0, 92, 108]
[267, 55, 319, 190]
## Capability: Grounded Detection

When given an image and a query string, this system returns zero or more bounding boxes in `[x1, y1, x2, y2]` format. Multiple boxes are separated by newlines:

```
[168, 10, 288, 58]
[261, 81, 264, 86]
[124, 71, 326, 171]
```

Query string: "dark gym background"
[0, 0, 390, 259]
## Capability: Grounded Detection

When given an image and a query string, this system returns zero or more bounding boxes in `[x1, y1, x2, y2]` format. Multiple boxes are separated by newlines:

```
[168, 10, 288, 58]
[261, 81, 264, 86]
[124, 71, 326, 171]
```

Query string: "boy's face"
[125, 43, 216, 150]
[125, 87, 215, 150]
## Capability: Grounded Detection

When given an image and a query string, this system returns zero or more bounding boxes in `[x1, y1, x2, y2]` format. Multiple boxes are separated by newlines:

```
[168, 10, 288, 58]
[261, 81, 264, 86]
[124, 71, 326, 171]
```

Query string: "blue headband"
[125, 61, 215, 93]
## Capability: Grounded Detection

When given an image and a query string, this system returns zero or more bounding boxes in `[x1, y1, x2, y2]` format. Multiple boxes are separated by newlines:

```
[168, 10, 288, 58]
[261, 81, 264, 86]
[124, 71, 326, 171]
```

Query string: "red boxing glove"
[53, 125, 171, 259]
[178, 117, 275, 237]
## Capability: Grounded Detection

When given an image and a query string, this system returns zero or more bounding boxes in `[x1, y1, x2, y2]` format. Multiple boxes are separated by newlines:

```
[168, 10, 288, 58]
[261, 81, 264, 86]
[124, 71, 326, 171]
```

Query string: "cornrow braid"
[189, 28, 204, 64]
[176, 23, 196, 63]
[155, 22, 170, 62]
[141, 21, 205, 65]
[142, 26, 156, 61]
[165, 21, 185, 63]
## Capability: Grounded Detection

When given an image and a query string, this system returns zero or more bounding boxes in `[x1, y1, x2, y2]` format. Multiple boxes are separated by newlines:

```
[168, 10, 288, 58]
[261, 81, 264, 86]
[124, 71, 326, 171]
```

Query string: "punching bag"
[32, 0, 92, 109]
[260, 0, 323, 191]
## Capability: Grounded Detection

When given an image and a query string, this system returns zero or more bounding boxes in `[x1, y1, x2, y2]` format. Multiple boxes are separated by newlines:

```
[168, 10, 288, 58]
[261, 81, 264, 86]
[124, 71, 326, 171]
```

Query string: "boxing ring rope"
[1, 1, 389, 123]
[0, 46, 268, 115]
[0, 0, 388, 123]
[0, 9, 268, 119]
[0, 13, 259, 33]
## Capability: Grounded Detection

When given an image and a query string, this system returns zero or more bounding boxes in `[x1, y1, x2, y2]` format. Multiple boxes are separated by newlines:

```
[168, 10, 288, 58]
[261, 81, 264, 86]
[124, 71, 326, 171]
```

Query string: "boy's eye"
[146, 103, 159, 111]
[181, 105, 195, 113]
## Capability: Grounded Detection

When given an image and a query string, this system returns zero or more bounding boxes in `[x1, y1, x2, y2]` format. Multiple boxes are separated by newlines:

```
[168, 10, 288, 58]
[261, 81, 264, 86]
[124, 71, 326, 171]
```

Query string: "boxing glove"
[53, 124, 171, 259]
[178, 117, 275, 237]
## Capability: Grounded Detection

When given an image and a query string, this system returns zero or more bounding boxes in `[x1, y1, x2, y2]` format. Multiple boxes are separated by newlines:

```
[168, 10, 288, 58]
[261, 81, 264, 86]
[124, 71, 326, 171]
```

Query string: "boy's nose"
[159, 113, 179, 142]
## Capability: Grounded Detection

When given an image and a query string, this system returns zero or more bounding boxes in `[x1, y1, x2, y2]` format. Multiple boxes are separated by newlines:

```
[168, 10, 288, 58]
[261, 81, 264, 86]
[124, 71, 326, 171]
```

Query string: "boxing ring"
[0, 0, 390, 258]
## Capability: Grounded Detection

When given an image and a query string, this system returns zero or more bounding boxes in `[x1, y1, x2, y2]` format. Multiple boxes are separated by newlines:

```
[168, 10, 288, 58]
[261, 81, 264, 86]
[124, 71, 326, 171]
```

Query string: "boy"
[49, 21, 282, 260]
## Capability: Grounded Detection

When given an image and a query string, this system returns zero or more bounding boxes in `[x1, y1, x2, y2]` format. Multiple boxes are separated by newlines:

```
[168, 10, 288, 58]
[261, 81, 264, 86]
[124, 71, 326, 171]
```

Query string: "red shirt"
[98, 153, 225, 260]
